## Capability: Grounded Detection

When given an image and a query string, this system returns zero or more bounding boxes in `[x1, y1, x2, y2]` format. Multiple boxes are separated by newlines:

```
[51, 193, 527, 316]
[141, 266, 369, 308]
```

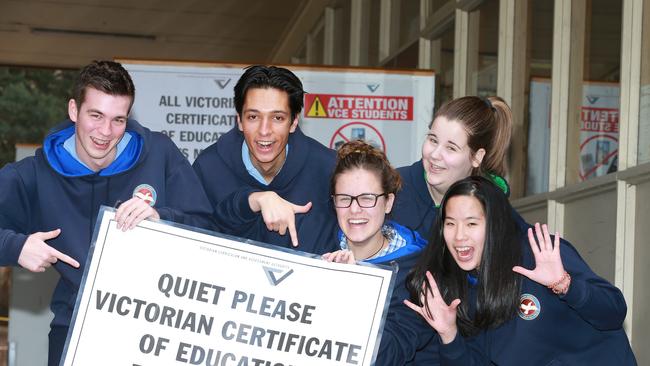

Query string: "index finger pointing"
[288, 218, 299, 247]
[51, 248, 80, 268]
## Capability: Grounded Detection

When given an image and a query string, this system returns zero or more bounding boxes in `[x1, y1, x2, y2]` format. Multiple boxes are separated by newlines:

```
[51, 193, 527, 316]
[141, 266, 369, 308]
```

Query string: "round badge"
[518, 293, 541, 320]
[133, 184, 157, 207]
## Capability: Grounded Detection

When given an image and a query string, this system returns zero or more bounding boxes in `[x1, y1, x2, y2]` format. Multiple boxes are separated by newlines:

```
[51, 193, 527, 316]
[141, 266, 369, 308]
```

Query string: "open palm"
[512, 223, 565, 287]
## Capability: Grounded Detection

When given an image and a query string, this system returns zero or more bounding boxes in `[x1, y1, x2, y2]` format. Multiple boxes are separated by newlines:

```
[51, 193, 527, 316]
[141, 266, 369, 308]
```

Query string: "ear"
[236, 114, 243, 132]
[384, 193, 395, 214]
[68, 99, 79, 122]
[472, 148, 486, 168]
[289, 115, 299, 133]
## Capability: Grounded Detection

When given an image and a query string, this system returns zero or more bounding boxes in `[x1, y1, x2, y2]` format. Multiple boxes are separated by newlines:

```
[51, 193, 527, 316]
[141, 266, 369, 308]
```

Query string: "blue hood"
[43, 120, 143, 177]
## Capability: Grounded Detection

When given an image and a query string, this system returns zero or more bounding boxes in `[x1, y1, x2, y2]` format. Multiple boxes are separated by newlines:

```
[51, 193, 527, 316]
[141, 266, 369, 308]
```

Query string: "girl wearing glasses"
[323, 140, 426, 264]
[322, 140, 433, 366]
[404, 176, 635, 365]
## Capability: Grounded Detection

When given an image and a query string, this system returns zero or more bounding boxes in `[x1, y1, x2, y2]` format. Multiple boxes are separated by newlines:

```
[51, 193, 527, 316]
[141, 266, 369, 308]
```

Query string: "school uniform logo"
[518, 294, 541, 320]
[133, 184, 157, 207]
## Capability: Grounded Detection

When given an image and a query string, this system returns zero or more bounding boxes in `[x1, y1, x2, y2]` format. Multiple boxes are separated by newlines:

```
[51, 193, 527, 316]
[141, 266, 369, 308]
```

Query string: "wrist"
[548, 271, 571, 295]
[248, 192, 263, 212]
[438, 327, 458, 345]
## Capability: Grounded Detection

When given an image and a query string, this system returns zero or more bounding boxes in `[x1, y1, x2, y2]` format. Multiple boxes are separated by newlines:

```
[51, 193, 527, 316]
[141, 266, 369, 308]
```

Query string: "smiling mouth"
[428, 163, 445, 172]
[91, 136, 110, 149]
[256, 140, 274, 150]
[348, 218, 369, 226]
[455, 246, 474, 261]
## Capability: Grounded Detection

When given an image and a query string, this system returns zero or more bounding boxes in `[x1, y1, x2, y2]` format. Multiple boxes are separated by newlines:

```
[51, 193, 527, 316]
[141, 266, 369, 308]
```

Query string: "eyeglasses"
[332, 193, 387, 208]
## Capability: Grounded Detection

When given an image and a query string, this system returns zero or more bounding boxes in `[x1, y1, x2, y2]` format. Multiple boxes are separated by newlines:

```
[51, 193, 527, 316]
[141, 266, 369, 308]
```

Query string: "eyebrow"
[243, 108, 289, 115]
[86, 109, 128, 120]
[428, 133, 463, 149]
[445, 215, 483, 220]
[86, 108, 104, 115]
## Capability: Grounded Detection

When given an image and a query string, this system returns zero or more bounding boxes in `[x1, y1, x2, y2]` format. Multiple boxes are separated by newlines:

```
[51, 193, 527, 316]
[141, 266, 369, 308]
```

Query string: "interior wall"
[633, 178, 650, 364]
[562, 185, 617, 282]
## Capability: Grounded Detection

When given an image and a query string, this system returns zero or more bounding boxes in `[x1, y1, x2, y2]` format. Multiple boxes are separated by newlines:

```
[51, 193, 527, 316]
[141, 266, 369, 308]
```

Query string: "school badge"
[518, 293, 541, 320]
[133, 184, 157, 207]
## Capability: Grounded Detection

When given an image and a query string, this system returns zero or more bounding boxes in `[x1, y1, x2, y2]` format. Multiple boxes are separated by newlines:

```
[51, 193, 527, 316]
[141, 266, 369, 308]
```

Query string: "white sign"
[62, 208, 395, 366]
[120, 60, 435, 166]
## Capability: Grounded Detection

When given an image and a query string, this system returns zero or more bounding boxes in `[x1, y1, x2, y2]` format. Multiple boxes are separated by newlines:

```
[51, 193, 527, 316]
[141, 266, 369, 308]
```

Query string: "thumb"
[449, 298, 461, 310]
[293, 201, 312, 214]
[512, 266, 534, 279]
[38, 228, 62, 240]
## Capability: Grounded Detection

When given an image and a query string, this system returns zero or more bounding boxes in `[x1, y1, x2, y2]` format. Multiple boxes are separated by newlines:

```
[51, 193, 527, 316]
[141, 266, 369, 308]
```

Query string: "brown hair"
[73, 60, 135, 111]
[432, 96, 512, 176]
[330, 140, 402, 195]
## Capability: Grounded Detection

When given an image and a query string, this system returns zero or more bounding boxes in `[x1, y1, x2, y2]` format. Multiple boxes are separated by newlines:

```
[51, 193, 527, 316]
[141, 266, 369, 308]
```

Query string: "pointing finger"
[288, 218, 299, 248]
[51, 248, 80, 268]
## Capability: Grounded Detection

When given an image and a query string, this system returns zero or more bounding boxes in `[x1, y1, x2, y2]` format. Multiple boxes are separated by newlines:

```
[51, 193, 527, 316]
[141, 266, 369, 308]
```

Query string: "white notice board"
[62, 208, 395, 366]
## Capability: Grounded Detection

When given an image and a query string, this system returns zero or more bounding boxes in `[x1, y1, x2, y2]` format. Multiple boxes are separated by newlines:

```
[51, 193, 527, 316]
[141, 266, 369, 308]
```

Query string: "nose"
[98, 119, 112, 136]
[430, 144, 443, 160]
[259, 117, 272, 136]
[454, 225, 466, 241]
[350, 199, 363, 213]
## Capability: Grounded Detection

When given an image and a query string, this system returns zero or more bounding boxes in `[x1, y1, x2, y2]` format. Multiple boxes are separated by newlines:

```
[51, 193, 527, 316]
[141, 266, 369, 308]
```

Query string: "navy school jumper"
[392, 160, 520, 241]
[0, 119, 214, 339]
[193, 126, 339, 255]
[412, 235, 636, 365]
[392, 160, 437, 240]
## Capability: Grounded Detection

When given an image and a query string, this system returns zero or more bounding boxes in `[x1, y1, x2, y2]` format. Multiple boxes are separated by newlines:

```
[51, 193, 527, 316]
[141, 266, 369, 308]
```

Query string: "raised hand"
[115, 196, 160, 231]
[512, 223, 566, 288]
[18, 229, 80, 272]
[322, 250, 356, 264]
[249, 191, 312, 247]
[404, 271, 460, 344]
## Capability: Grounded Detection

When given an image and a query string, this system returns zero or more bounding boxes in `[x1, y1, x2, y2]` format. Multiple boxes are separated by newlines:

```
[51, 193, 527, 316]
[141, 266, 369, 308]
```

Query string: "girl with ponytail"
[392, 96, 514, 240]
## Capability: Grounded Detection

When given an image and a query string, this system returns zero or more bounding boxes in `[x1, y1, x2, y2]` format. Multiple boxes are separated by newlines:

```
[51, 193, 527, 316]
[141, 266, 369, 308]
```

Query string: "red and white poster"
[120, 60, 435, 167]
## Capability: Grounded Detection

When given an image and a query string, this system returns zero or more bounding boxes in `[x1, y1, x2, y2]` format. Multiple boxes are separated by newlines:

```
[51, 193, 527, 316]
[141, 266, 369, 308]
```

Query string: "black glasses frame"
[331, 193, 387, 208]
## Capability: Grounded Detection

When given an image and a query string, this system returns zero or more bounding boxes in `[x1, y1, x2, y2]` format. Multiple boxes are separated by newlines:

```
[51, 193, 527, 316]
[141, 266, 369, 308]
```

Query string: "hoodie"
[193, 126, 339, 255]
[0, 119, 214, 328]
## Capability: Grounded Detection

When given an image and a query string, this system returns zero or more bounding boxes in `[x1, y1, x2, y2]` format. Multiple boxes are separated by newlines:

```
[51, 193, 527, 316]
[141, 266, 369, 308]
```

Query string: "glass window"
[330, 1, 352, 66]
[309, 22, 325, 65]
[578, 0, 621, 181]
[526, 0, 555, 195]
[367, 0, 381, 66]
[434, 23, 455, 109]
[639, 1, 650, 164]
[473, 0, 499, 96]
[398, 0, 421, 46]
[291, 43, 307, 64]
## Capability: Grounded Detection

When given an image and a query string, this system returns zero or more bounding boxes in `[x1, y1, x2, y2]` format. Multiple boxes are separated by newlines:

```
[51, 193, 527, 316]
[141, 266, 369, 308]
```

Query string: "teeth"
[258, 141, 273, 147]
[456, 247, 471, 254]
[349, 219, 368, 224]
[91, 137, 109, 146]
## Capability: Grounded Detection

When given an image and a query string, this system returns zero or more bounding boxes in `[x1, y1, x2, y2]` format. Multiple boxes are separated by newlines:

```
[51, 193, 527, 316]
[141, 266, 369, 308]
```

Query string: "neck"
[348, 234, 386, 260]
[251, 148, 287, 183]
[426, 183, 444, 205]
